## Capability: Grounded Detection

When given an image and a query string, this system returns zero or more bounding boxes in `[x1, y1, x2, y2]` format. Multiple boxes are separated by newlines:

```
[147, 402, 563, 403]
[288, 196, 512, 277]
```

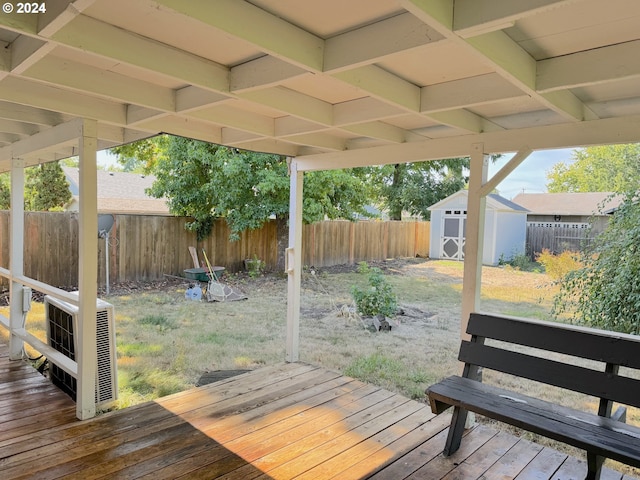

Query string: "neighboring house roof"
[428, 190, 529, 213]
[63, 167, 170, 215]
[511, 192, 622, 216]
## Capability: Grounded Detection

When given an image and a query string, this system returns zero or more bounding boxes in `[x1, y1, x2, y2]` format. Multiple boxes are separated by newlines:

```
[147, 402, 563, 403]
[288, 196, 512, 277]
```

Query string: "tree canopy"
[553, 191, 640, 334]
[0, 161, 71, 211]
[110, 135, 473, 237]
[546, 144, 640, 193]
[147, 136, 372, 240]
[109, 135, 168, 173]
[362, 159, 468, 220]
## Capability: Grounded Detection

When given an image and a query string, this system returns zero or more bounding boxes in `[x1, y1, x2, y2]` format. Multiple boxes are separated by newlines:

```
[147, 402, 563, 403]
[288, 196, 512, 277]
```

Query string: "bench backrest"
[461, 313, 640, 410]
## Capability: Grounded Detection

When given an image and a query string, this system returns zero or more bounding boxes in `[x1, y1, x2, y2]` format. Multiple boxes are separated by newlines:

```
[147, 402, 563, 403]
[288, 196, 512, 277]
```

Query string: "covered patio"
[0, 0, 640, 478]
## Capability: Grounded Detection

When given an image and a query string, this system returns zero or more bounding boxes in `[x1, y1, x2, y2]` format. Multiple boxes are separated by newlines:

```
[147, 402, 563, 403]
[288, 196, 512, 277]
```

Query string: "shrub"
[552, 192, 640, 334]
[350, 266, 397, 317]
[536, 249, 582, 280]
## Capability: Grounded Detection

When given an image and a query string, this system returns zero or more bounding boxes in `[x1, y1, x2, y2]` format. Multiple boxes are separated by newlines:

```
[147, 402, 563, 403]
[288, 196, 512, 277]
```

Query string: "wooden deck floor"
[1, 343, 638, 479]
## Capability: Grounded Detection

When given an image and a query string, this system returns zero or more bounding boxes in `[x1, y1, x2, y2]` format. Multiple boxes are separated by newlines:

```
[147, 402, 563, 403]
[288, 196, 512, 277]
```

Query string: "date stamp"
[2, 2, 46, 14]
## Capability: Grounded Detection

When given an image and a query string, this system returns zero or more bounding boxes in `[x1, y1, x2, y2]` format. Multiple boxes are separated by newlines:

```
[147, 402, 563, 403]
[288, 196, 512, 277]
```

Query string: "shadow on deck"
[1, 343, 637, 479]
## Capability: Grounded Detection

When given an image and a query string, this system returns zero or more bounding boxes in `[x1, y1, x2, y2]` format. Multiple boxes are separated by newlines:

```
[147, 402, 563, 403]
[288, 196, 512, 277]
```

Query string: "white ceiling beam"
[403, 0, 596, 123]
[9, 36, 55, 75]
[342, 122, 407, 144]
[296, 114, 640, 171]
[537, 40, 640, 92]
[0, 12, 38, 35]
[239, 87, 333, 126]
[0, 100, 66, 126]
[333, 65, 421, 112]
[453, 0, 581, 38]
[37, 0, 98, 36]
[95, 124, 152, 146]
[429, 109, 504, 133]
[421, 73, 526, 113]
[0, 117, 86, 159]
[231, 56, 309, 93]
[324, 12, 444, 72]
[0, 76, 126, 125]
[0, 119, 40, 136]
[283, 132, 346, 151]
[136, 115, 223, 145]
[221, 128, 262, 145]
[225, 138, 300, 157]
[154, 0, 325, 72]
[176, 86, 231, 113]
[23, 57, 176, 112]
[275, 116, 328, 138]
[52, 15, 230, 92]
[0, 133, 22, 144]
[334, 64, 498, 133]
[126, 106, 167, 126]
[333, 97, 405, 126]
[188, 105, 274, 137]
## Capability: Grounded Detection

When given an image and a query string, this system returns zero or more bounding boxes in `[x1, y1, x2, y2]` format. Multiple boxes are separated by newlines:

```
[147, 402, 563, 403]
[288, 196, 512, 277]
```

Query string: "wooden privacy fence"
[526, 222, 593, 259]
[0, 212, 430, 288]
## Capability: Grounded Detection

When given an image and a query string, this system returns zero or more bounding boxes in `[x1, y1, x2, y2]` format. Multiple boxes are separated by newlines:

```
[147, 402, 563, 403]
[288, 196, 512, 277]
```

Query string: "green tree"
[0, 162, 72, 211]
[359, 159, 469, 220]
[0, 174, 9, 209]
[109, 135, 169, 173]
[553, 191, 640, 334]
[147, 136, 372, 241]
[546, 144, 640, 193]
[25, 162, 72, 211]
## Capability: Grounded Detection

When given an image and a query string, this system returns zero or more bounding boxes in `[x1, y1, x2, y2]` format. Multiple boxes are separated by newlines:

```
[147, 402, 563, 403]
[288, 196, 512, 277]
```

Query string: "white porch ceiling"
[0, 0, 640, 171]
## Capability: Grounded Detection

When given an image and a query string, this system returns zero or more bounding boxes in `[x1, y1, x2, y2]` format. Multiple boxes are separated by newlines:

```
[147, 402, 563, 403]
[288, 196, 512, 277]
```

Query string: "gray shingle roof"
[63, 167, 170, 215]
[512, 192, 622, 216]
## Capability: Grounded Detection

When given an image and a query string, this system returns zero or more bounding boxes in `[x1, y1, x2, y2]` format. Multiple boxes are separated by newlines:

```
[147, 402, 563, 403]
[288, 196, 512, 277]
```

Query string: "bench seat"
[428, 375, 640, 468]
[426, 313, 640, 479]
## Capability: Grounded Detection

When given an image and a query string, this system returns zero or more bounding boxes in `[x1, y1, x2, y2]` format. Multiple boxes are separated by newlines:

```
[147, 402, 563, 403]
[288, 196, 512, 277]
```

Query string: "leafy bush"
[536, 249, 582, 280]
[350, 265, 397, 317]
[553, 192, 640, 334]
[499, 252, 540, 272]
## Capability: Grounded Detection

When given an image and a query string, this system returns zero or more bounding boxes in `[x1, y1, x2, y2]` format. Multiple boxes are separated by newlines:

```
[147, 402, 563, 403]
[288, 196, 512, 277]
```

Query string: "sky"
[487, 148, 576, 200]
[97, 147, 578, 201]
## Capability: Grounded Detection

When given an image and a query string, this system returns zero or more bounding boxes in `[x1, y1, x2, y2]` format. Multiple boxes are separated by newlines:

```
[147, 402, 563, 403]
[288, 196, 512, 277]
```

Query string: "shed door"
[441, 210, 466, 260]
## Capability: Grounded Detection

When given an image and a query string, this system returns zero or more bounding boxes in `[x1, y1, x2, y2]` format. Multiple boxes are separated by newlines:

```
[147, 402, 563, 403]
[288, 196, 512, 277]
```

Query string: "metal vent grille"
[47, 303, 77, 400]
[95, 308, 114, 404]
[45, 294, 118, 408]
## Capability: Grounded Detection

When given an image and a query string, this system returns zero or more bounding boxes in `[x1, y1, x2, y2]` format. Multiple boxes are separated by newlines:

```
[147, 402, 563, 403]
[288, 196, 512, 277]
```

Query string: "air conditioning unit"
[44, 293, 118, 408]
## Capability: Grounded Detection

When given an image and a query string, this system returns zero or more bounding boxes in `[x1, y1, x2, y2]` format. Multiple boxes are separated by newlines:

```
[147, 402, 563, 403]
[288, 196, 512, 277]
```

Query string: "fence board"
[526, 223, 592, 259]
[0, 212, 430, 288]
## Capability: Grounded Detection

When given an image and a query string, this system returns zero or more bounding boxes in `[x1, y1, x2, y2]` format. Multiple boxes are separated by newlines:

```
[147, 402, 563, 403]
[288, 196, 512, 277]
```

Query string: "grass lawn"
[0, 257, 559, 406]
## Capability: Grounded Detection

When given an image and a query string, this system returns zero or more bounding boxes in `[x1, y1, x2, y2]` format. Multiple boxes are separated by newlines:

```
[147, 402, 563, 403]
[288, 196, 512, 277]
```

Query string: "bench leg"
[586, 452, 604, 480]
[443, 406, 468, 456]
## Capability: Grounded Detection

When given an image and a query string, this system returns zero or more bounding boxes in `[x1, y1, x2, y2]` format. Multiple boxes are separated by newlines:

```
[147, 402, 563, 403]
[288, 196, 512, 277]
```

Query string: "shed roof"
[512, 192, 622, 216]
[0, 1, 640, 172]
[429, 190, 528, 213]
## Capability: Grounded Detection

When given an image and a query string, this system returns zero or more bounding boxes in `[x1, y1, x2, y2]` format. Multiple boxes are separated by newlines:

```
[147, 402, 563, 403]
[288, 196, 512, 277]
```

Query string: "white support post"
[461, 143, 489, 341]
[9, 159, 25, 360]
[285, 158, 303, 363]
[76, 119, 98, 420]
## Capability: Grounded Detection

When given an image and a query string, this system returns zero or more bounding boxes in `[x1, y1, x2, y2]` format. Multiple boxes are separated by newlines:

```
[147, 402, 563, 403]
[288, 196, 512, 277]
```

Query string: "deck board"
[0, 343, 638, 479]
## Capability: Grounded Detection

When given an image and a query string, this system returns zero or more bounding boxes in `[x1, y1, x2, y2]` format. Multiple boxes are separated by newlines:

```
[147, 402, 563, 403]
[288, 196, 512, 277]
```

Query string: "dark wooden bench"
[426, 313, 640, 480]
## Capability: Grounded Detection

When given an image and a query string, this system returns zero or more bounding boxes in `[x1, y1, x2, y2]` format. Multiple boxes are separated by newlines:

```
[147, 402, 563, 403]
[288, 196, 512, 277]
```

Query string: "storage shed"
[428, 190, 528, 266]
